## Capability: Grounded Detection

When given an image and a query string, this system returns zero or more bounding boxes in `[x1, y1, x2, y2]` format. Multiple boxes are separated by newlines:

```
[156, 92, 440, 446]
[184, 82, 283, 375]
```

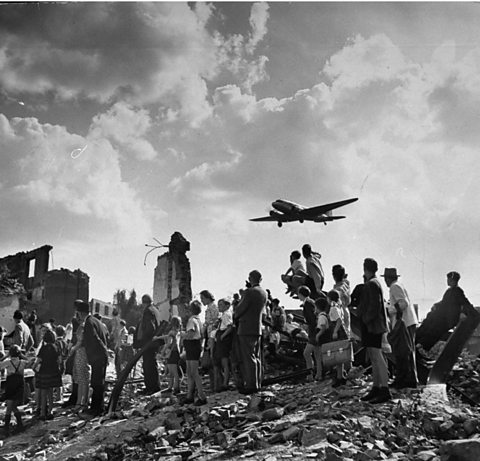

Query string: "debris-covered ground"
[1, 360, 480, 461]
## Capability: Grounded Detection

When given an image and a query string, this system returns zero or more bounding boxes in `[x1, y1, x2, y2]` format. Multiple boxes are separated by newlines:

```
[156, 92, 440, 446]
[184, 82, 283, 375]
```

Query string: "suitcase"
[321, 339, 353, 368]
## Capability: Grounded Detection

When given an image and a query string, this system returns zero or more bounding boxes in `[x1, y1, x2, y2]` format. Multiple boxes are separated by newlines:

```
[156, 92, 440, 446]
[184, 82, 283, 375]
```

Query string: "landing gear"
[277, 221, 283, 228]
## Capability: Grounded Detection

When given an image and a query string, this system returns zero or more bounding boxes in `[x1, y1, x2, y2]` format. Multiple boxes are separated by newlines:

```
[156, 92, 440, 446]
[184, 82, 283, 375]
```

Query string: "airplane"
[250, 197, 358, 227]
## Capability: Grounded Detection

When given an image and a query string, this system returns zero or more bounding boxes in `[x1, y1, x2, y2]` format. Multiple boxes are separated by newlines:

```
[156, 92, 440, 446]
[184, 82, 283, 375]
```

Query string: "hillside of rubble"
[1, 353, 480, 461]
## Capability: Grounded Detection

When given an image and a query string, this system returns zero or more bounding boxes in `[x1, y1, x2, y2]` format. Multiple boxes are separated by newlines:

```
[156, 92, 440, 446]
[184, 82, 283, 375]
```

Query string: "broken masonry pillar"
[152, 232, 192, 322]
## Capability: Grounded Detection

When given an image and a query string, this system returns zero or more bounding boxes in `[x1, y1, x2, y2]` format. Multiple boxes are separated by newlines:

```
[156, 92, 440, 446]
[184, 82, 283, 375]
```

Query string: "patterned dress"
[72, 325, 91, 386]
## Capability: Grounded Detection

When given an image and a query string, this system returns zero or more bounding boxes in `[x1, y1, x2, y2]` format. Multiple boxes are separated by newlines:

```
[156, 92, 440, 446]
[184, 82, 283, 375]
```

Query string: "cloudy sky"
[1, 2, 480, 316]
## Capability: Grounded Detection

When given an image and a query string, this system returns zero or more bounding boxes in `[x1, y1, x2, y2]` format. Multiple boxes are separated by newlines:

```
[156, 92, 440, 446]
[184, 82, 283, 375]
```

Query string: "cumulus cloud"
[164, 32, 480, 301]
[0, 114, 151, 246]
[246, 3, 270, 54]
[0, 3, 218, 125]
[89, 102, 157, 161]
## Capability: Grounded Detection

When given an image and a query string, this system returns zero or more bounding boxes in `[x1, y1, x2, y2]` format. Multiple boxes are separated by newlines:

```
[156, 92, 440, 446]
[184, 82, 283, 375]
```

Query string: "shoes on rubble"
[83, 408, 103, 417]
[392, 381, 418, 390]
[360, 386, 380, 402]
[61, 401, 75, 409]
[46, 413, 54, 421]
[239, 388, 258, 395]
[194, 398, 208, 406]
[368, 387, 391, 404]
[183, 397, 195, 405]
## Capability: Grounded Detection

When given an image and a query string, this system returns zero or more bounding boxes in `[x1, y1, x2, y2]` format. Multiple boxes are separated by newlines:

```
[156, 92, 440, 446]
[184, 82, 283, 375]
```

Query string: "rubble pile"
[1, 368, 480, 461]
[448, 351, 480, 404]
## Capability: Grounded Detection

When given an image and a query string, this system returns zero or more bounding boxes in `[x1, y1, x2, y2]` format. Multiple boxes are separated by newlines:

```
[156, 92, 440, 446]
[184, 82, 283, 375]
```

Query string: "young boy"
[282, 251, 308, 296]
[213, 298, 234, 391]
[0, 345, 29, 435]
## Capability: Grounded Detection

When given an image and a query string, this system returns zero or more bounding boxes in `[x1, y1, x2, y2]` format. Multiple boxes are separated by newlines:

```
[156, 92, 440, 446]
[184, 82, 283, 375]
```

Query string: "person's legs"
[12, 401, 23, 432]
[46, 388, 54, 418]
[186, 360, 195, 400]
[314, 346, 323, 380]
[142, 349, 160, 393]
[221, 357, 230, 387]
[368, 347, 390, 403]
[90, 358, 107, 413]
[191, 361, 206, 401]
[238, 335, 260, 392]
[303, 343, 315, 370]
[39, 388, 47, 418]
[4, 400, 13, 435]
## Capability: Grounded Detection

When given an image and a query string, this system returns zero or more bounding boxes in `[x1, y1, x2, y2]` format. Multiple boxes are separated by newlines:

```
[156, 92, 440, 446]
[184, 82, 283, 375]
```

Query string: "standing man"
[302, 244, 325, 297]
[382, 268, 418, 388]
[74, 300, 109, 416]
[358, 258, 390, 404]
[133, 294, 162, 395]
[234, 270, 267, 394]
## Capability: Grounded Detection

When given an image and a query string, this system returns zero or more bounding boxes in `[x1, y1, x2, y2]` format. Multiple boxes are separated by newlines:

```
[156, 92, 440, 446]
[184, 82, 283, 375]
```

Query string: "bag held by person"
[65, 351, 75, 376]
[321, 339, 352, 368]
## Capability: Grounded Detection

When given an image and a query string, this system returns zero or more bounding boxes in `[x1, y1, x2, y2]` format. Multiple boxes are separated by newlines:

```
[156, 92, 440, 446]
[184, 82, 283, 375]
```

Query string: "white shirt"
[219, 308, 233, 331]
[291, 259, 306, 274]
[389, 281, 418, 328]
[186, 315, 202, 340]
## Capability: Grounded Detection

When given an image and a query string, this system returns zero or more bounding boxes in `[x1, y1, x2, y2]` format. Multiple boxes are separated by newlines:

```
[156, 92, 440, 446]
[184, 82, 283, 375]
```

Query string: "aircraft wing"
[249, 216, 277, 222]
[250, 214, 299, 223]
[300, 197, 358, 218]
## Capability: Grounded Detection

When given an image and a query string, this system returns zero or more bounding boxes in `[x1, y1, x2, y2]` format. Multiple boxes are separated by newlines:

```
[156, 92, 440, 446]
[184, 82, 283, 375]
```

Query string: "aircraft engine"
[269, 210, 284, 219]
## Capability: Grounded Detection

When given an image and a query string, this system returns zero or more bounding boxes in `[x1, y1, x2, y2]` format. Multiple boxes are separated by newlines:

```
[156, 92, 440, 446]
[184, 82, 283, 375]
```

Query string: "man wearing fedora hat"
[382, 268, 418, 389]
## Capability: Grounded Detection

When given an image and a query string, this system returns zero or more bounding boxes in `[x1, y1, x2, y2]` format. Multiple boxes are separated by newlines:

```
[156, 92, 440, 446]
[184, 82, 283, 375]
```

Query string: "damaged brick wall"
[153, 232, 192, 322]
[0, 245, 89, 325]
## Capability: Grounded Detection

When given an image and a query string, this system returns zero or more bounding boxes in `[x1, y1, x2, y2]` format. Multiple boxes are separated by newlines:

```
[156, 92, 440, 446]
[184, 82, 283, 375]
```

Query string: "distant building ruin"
[0, 245, 89, 327]
[153, 232, 192, 322]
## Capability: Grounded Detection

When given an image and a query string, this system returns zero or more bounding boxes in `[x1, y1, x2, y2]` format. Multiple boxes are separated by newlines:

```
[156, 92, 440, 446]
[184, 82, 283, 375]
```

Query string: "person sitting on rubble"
[0, 345, 29, 435]
[302, 244, 325, 298]
[183, 300, 207, 406]
[416, 271, 476, 353]
[282, 251, 308, 297]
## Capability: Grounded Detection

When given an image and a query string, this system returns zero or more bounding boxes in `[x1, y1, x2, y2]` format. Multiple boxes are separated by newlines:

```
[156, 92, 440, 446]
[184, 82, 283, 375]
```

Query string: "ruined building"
[0, 245, 89, 327]
[153, 232, 192, 322]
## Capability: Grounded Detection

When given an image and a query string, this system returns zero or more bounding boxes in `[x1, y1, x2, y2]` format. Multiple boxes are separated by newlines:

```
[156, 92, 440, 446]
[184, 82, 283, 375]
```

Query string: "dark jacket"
[83, 315, 109, 364]
[358, 276, 388, 335]
[134, 304, 162, 348]
[234, 285, 267, 336]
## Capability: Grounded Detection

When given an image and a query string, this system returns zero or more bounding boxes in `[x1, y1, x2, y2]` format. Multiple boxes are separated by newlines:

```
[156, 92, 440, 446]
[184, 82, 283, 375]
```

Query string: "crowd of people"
[0, 242, 474, 436]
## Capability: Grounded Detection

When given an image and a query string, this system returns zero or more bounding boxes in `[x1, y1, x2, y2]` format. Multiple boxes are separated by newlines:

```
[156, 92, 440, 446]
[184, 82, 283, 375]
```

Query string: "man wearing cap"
[358, 258, 390, 403]
[133, 294, 162, 395]
[416, 271, 475, 351]
[382, 268, 418, 389]
[74, 299, 109, 416]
